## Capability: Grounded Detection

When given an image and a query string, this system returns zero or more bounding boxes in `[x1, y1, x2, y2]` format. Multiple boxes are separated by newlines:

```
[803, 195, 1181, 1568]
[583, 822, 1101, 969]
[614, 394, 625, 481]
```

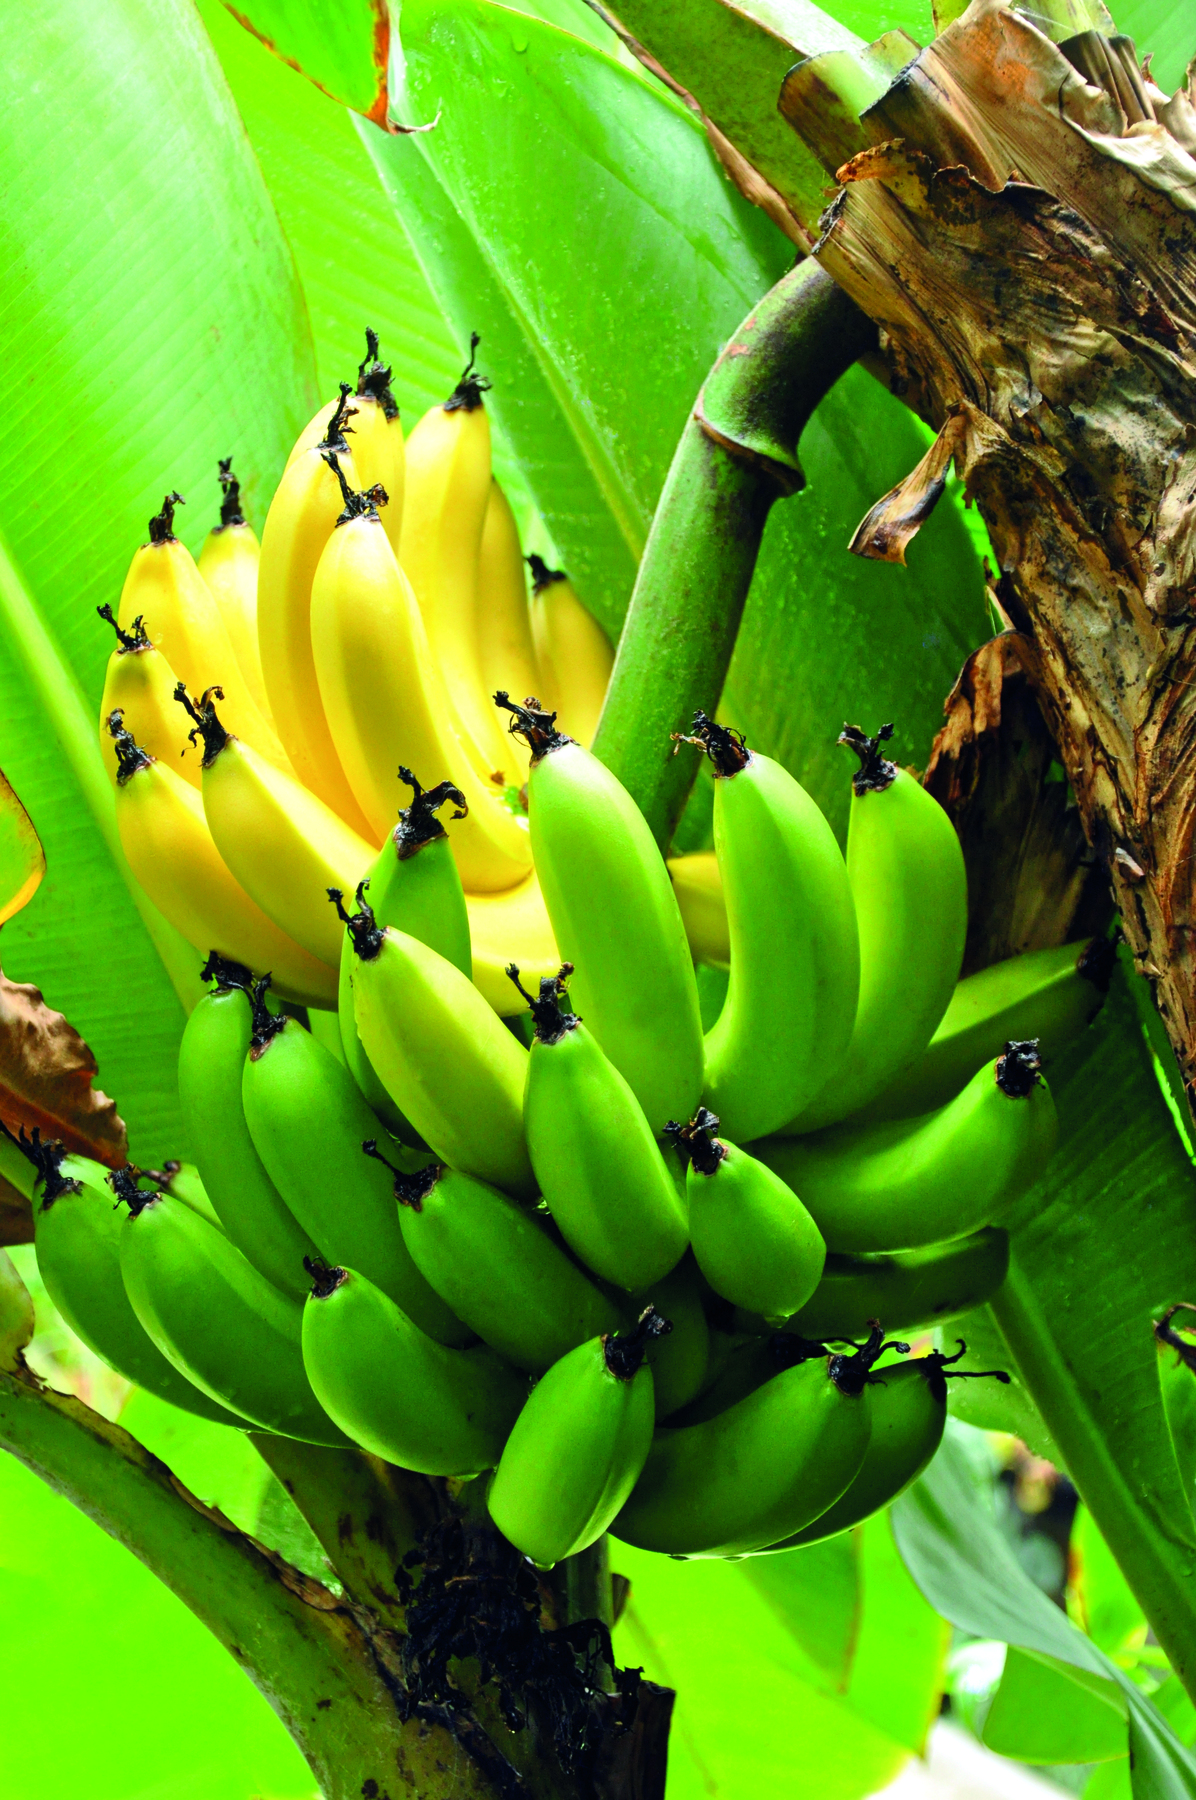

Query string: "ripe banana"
[240, 985, 469, 1344]
[301, 1262, 526, 1475]
[285, 330, 406, 554]
[343, 888, 534, 1196]
[256, 386, 374, 833]
[784, 1226, 1010, 1341]
[467, 874, 559, 1015]
[119, 1184, 348, 1445]
[679, 714, 860, 1142]
[308, 457, 531, 888]
[117, 492, 288, 772]
[488, 1308, 667, 1567]
[633, 1257, 710, 1418]
[783, 724, 967, 1134]
[475, 481, 538, 773]
[612, 1331, 877, 1556]
[667, 851, 729, 967]
[500, 696, 703, 1129]
[106, 710, 336, 1006]
[177, 954, 318, 1298]
[177, 685, 374, 969]
[668, 1109, 825, 1324]
[364, 1139, 622, 1373]
[97, 606, 199, 788]
[517, 964, 689, 1290]
[756, 1042, 1059, 1254]
[197, 458, 273, 723]
[527, 555, 613, 749]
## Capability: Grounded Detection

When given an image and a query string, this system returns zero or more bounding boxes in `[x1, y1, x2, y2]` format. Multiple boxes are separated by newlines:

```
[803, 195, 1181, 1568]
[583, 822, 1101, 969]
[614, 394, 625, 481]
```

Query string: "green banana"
[858, 937, 1115, 1124]
[144, 1159, 222, 1229]
[677, 714, 859, 1142]
[240, 979, 470, 1343]
[119, 1185, 348, 1446]
[514, 964, 689, 1290]
[301, 1262, 526, 1475]
[488, 1308, 667, 1567]
[362, 1138, 624, 1373]
[611, 1328, 878, 1556]
[783, 1227, 1010, 1341]
[334, 766, 471, 1136]
[667, 1108, 825, 1325]
[668, 1333, 801, 1428]
[754, 1042, 1058, 1254]
[634, 1256, 710, 1418]
[1155, 1305, 1196, 1526]
[497, 695, 703, 1130]
[177, 954, 318, 1298]
[783, 724, 967, 1134]
[341, 886, 534, 1197]
[23, 1135, 244, 1425]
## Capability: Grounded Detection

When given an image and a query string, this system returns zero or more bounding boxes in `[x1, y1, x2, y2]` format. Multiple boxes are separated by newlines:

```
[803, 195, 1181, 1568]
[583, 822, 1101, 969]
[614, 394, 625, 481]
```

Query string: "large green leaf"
[0, 0, 319, 1162]
[218, 0, 389, 116]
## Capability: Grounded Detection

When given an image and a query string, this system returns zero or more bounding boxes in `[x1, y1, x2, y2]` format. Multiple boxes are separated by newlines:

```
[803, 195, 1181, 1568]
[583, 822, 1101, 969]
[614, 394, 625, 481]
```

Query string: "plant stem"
[591, 260, 874, 848]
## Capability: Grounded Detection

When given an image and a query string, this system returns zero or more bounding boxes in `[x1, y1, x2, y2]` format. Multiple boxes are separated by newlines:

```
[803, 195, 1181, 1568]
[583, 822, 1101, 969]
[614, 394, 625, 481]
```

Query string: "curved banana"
[784, 1226, 1010, 1342]
[106, 710, 336, 1006]
[97, 607, 199, 787]
[119, 1184, 347, 1445]
[285, 330, 405, 553]
[633, 1257, 710, 1418]
[308, 459, 532, 888]
[517, 965, 689, 1290]
[679, 714, 860, 1142]
[177, 954, 318, 1298]
[178, 685, 375, 969]
[668, 1109, 825, 1324]
[667, 851, 729, 967]
[241, 983, 469, 1344]
[783, 724, 967, 1135]
[500, 696, 703, 1130]
[146, 1160, 221, 1229]
[301, 1262, 526, 1475]
[755, 1042, 1059, 1254]
[467, 873, 559, 1015]
[117, 492, 288, 772]
[197, 458, 273, 723]
[475, 481, 538, 773]
[527, 555, 613, 749]
[343, 888, 534, 1197]
[488, 1309, 666, 1567]
[366, 1139, 623, 1373]
[256, 386, 373, 833]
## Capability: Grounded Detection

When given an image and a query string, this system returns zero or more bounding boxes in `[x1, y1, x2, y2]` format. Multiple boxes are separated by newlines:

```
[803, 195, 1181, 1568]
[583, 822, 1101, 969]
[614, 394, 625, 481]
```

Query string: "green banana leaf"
[214, 0, 389, 116]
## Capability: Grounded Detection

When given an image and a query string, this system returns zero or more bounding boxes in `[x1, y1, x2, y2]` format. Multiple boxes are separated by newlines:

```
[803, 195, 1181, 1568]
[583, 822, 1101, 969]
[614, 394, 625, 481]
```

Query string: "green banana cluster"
[27, 687, 1096, 1566]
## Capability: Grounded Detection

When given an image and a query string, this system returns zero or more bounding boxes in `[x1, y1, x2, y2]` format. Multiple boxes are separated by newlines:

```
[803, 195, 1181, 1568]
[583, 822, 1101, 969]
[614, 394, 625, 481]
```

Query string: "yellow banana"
[667, 851, 729, 966]
[475, 480, 538, 775]
[527, 555, 614, 749]
[97, 606, 199, 789]
[177, 686, 375, 968]
[308, 456, 532, 891]
[256, 385, 375, 835]
[467, 873, 558, 1013]
[284, 331, 406, 557]
[117, 492, 289, 773]
[196, 458, 273, 724]
[105, 710, 336, 1006]
[399, 336, 514, 782]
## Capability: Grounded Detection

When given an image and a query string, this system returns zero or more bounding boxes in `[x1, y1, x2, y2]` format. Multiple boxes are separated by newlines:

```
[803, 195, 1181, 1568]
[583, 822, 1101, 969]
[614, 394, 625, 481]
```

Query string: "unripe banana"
[475, 481, 538, 773]
[668, 1109, 825, 1324]
[1155, 1305, 1196, 1524]
[527, 555, 613, 749]
[859, 937, 1115, 1124]
[633, 1257, 710, 1418]
[177, 685, 375, 969]
[286, 331, 406, 554]
[240, 986, 468, 1343]
[106, 711, 337, 1007]
[22, 1136, 243, 1424]
[343, 888, 535, 1196]
[612, 1330, 878, 1556]
[256, 386, 373, 833]
[301, 1262, 526, 1475]
[364, 1139, 622, 1373]
[667, 1332, 780, 1427]
[145, 1159, 221, 1229]
[678, 715, 860, 1142]
[499, 697, 703, 1129]
[667, 851, 729, 967]
[784, 1226, 1010, 1341]
[177, 954, 318, 1297]
[119, 1185, 347, 1445]
[97, 606, 199, 787]
[488, 1308, 667, 1567]
[783, 724, 967, 1134]
[197, 458, 273, 724]
[516, 964, 689, 1290]
[756, 1042, 1058, 1254]
[116, 492, 289, 773]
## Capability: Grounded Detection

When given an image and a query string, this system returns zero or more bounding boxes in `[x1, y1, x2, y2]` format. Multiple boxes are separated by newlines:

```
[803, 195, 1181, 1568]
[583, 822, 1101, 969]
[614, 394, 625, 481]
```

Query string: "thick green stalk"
[591, 259, 874, 846]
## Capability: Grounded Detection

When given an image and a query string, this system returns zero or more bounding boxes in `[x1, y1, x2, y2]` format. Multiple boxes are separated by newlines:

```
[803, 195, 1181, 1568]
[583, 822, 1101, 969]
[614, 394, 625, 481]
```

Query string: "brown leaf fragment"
[849, 408, 969, 562]
[0, 964, 126, 1181]
[0, 1174, 33, 1248]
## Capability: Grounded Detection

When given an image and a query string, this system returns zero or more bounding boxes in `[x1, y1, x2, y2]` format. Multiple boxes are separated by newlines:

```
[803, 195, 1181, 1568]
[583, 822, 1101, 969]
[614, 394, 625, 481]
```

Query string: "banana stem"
[591, 260, 875, 849]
